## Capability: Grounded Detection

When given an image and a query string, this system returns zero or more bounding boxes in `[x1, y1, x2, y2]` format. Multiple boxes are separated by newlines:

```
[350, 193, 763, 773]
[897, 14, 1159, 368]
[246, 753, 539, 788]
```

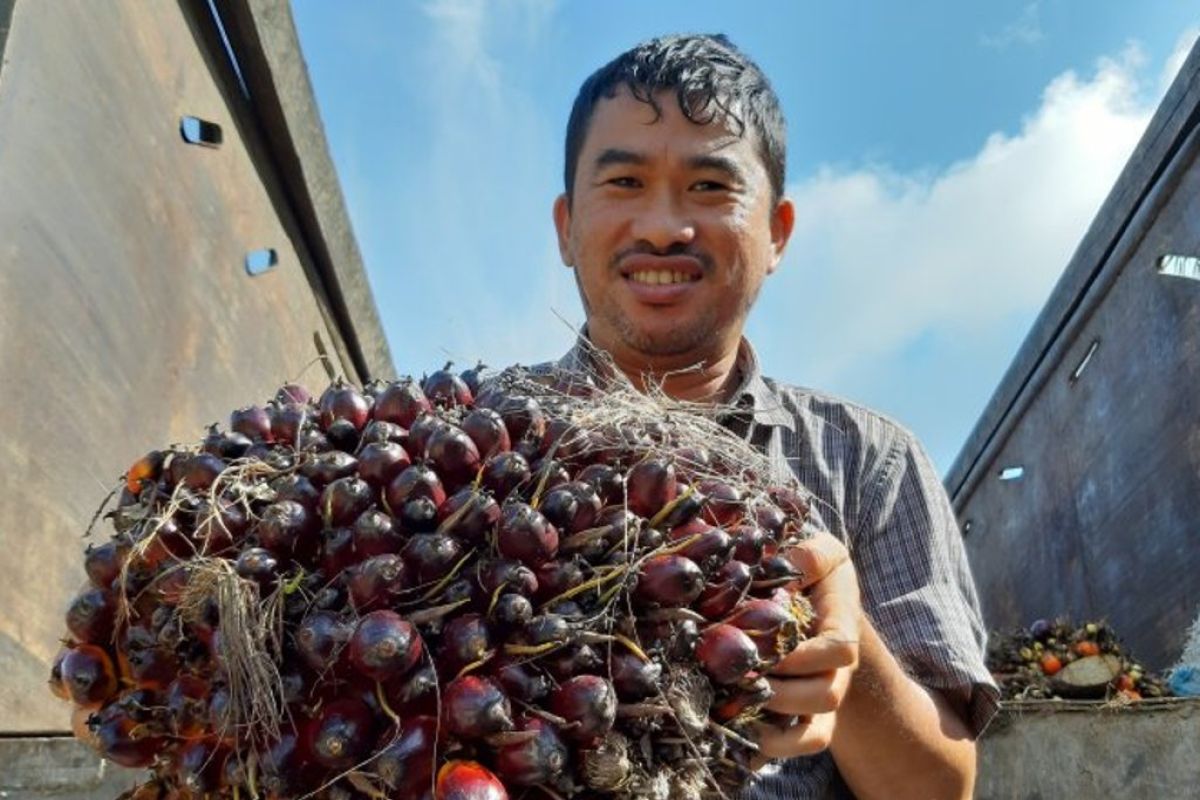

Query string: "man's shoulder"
[759, 375, 916, 449]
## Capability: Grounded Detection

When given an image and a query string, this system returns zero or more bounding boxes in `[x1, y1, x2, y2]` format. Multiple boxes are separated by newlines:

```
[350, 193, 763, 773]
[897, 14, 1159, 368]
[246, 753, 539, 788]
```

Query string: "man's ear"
[552, 193, 573, 267]
[767, 196, 795, 275]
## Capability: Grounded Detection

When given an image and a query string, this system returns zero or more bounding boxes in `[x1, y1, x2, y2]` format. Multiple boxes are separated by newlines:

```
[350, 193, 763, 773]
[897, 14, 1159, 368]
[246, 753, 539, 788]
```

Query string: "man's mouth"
[627, 270, 701, 285]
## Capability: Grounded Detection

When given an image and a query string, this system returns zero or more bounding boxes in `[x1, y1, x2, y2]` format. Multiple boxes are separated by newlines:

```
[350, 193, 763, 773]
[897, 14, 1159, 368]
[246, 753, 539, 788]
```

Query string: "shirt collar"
[557, 331, 796, 433]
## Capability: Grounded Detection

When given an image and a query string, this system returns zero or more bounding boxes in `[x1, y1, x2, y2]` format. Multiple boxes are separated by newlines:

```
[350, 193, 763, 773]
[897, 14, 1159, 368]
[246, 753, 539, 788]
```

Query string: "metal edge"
[0, 0, 15, 75]
[210, 0, 395, 383]
[945, 35, 1200, 505]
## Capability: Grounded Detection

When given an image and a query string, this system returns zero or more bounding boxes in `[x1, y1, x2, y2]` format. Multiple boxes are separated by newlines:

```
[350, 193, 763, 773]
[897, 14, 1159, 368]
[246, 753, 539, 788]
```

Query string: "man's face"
[554, 87, 794, 365]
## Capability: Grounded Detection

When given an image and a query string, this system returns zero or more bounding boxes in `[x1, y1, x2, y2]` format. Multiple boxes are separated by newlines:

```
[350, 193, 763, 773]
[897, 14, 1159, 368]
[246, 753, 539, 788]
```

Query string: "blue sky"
[291, 1, 1197, 474]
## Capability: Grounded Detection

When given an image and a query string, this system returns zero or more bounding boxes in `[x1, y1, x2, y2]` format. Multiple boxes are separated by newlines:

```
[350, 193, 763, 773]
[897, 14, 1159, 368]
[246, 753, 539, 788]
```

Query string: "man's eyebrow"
[592, 148, 646, 172]
[687, 154, 747, 183]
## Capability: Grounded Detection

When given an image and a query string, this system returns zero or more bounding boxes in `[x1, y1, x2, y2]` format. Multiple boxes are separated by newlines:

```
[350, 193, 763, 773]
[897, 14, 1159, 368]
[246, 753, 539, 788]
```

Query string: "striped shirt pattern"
[553, 339, 999, 800]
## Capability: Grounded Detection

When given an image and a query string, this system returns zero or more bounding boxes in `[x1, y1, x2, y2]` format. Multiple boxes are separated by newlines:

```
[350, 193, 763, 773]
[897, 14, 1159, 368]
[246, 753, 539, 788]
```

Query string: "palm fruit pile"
[49, 362, 815, 800]
[987, 618, 1169, 701]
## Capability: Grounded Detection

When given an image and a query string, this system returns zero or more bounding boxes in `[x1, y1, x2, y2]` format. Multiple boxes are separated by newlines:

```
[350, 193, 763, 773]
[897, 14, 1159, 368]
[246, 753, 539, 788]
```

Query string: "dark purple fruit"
[230, 405, 272, 442]
[386, 464, 447, 515]
[376, 716, 439, 795]
[494, 717, 569, 786]
[319, 379, 371, 432]
[348, 554, 410, 611]
[550, 675, 617, 747]
[576, 463, 624, 505]
[84, 540, 129, 589]
[374, 379, 432, 428]
[356, 441, 411, 487]
[626, 457, 676, 518]
[439, 613, 493, 674]
[258, 500, 319, 556]
[610, 651, 662, 701]
[270, 402, 309, 446]
[61, 644, 118, 708]
[349, 610, 423, 680]
[496, 503, 558, 567]
[425, 425, 482, 490]
[353, 509, 403, 558]
[696, 623, 760, 685]
[402, 533, 462, 583]
[295, 610, 352, 672]
[634, 554, 705, 607]
[321, 477, 374, 527]
[309, 697, 375, 769]
[65, 587, 116, 644]
[442, 676, 513, 738]
[700, 479, 744, 526]
[437, 488, 501, 544]
[539, 481, 601, 533]
[423, 363, 474, 408]
[696, 560, 753, 619]
[301, 451, 359, 485]
[461, 407, 511, 458]
[480, 451, 531, 499]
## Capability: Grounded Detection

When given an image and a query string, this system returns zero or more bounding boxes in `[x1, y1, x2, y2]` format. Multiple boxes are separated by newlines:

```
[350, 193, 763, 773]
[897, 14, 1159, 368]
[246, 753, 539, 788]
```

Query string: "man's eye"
[608, 176, 640, 188]
[691, 180, 728, 192]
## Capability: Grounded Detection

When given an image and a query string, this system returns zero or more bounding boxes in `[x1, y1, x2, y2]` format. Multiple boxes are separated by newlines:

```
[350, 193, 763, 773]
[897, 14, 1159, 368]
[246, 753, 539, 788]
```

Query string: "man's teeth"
[628, 271, 696, 285]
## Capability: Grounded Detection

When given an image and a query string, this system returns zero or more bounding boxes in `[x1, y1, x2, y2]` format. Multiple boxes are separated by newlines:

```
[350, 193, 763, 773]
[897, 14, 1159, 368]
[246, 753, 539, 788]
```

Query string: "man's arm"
[756, 532, 977, 800]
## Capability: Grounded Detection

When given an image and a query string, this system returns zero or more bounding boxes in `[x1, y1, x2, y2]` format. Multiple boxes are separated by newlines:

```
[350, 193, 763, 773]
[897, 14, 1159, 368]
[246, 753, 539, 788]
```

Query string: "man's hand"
[756, 530, 861, 758]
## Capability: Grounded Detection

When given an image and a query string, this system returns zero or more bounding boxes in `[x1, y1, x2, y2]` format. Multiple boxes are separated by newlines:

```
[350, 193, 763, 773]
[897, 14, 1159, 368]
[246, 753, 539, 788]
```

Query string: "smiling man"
[551, 35, 997, 799]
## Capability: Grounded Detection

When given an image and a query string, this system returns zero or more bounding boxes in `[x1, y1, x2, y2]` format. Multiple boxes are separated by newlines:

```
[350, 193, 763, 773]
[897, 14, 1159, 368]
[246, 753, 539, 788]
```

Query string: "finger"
[764, 669, 850, 715]
[755, 712, 836, 759]
[769, 629, 858, 676]
[783, 531, 849, 591]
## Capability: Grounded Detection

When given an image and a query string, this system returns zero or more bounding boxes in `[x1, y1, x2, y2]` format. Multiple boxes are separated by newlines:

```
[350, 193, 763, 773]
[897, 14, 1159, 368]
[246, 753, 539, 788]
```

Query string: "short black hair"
[564, 34, 786, 205]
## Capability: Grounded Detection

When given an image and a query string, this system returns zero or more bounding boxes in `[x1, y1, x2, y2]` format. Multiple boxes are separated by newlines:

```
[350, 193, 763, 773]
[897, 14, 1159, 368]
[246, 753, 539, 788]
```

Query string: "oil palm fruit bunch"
[50, 363, 814, 799]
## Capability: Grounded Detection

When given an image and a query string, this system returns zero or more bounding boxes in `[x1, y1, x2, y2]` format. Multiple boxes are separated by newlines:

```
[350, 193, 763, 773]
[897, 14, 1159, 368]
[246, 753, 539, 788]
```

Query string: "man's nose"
[630, 189, 695, 251]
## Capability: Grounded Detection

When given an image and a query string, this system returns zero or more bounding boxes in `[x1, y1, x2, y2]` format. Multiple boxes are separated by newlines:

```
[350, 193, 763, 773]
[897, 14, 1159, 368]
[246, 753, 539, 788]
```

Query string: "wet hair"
[564, 33, 786, 204]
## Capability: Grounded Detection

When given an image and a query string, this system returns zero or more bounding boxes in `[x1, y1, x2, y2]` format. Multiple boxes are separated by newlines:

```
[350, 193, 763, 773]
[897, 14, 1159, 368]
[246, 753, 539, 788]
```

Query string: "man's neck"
[604, 343, 743, 404]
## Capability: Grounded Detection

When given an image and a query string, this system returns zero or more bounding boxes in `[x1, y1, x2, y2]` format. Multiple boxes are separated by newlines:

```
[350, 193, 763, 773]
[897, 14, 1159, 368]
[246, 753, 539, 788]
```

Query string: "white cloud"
[750, 45, 1174, 467]
[1160, 28, 1199, 94]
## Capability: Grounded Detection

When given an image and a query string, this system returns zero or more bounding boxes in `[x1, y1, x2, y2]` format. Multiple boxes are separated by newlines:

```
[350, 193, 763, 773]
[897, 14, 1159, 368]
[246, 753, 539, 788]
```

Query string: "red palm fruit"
[275, 382, 312, 405]
[92, 704, 167, 768]
[326, 416, 362, 452]
[401, 497, 441, 532]
[375, 379, 432, 428]
[443, 676, 514, 739]
[203, 425, 253, 459]
[259, 730, 319, 797]
[349, 610, 423, 681]
[533, 559, 582, 603]
[696, 560, 754, 619]
[271, 473, 321, 511]
[65, 586, 116, 644]
[461, 407, 511, 457]
[460, 361, 488, 395]
[541, 418, 590, 465]
[495, 716, 569, 786]
[124, 450, 165, 494]
[712, 675, 773, 723]
[193, 498, 248, 554]
[321, 476, 374, 527]
[321, 526, 357, 576]
[353, 509, 403, 558]
[319, 378, 371, 432]
[47, 648, 71, 701]
[383, 662, 440, 716]
[270, 401, 309, 445]
[376, 716, 439, 796]
[165, 674, 211, 737]
[424, 363, 474, 408]
[296, 610, 352, 672]
[300, 450, 359, 485]
[522, 614, 571, 647]
[62, 644, 118, 708]
[673, 445, 712, 478]
[634, 554, 705, 607]
[699, 479, 744, 526]
[491, 593, 533, 628]
[84, 540, 129, 589]
[230, 405, 272, 442]
[402, 533, 463, 583]
[349, 554, 410, 611]
[179, 452, 226, 492]
[406, 413, 449, 459]
[768, 485, 810, 521]
[697, 624, 761, 685]
[258, 500, 318, 555]
[426, 425, 482, 490]
[625, 457, 676, 518]
[490, 656, 552, 702]
[439, 613, 493, 674]
[543, 643, 602, 682]
[479, 558, 539, 598]
[234, 547, 279, 588]
[497, 395, 546, 446]
[754, 503, 788, 540]
[576, 463, 625, 505]
[673, 525, 733, 571]
[436, 760, 508, 800]
[437, 488, 501, 544]
[360, 419, 409, 448]
[725, 598, 805, 661]
[386, 464, 447, 514]
[481, 451, 531, 499]
[309, 697, 376, 769]
[610, 650, 663, 701]
[550, 675, 617, 747]
[730, 524, 769, 565]
[296, 427, 332, 453]
[176, 738, 230, 794]
[541, 481, 603, 533]
[496, 502, 558, 567]
[123, 632, 179, 690]
[357, 441, 411, 487]
[527, 458, 570, 494]
[756, 554, 802, 586]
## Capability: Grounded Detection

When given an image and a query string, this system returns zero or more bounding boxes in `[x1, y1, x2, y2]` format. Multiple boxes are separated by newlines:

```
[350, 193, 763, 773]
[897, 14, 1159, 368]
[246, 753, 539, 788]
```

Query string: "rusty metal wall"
[0, 0, 359, 732]
[956, 63, 1200, 669]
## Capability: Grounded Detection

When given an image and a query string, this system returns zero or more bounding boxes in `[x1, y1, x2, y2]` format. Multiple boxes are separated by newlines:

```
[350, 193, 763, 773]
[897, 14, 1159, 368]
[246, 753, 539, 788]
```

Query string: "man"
[549, 34, 998, 799]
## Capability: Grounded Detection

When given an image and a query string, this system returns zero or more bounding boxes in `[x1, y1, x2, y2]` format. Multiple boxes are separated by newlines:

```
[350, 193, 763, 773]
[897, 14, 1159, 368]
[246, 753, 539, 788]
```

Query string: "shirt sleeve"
[851, 427, 1000, 737]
